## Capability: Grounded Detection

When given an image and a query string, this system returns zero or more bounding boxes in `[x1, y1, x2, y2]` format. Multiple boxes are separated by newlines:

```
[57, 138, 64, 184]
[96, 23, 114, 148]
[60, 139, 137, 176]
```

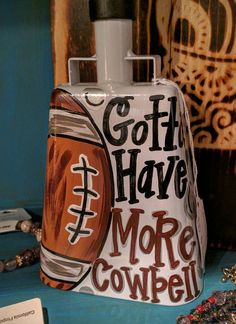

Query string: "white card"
[0, 298, 44, 324]
[0, 208, 31, 233]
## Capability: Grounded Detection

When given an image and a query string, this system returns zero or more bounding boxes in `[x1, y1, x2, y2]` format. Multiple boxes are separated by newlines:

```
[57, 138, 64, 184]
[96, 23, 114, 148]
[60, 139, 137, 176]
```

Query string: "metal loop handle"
[68, 51, 161, 85]
[124, 50, 161, 81]
[68, 56, 97, 85]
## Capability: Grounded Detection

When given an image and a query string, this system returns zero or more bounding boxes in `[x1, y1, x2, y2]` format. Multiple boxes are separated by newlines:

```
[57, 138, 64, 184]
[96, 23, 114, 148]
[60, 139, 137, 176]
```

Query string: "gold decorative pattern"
[156, 0, 236, 149]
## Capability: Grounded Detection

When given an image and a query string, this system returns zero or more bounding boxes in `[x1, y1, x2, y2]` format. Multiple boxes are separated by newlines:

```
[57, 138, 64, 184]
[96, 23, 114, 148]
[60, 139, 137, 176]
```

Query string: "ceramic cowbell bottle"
[40, 0, 207, 306]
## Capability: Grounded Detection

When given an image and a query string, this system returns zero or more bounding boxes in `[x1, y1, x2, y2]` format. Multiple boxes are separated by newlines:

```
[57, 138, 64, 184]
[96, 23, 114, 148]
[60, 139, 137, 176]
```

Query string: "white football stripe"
[49, 109, 103, 145]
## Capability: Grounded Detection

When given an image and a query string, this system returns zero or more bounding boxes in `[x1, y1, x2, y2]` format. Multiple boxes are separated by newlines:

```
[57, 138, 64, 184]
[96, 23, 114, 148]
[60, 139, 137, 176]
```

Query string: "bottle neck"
[94, 19, 133, 85]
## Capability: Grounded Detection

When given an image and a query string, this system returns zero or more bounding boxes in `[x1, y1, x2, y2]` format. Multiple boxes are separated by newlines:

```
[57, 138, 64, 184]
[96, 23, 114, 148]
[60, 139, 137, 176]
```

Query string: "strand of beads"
[0, 246, 41, 272]
[177, 290, 236, 323]
[222, 265, 236, 284]
[16, 219, 42, 242]
[0, 220, 42, 272]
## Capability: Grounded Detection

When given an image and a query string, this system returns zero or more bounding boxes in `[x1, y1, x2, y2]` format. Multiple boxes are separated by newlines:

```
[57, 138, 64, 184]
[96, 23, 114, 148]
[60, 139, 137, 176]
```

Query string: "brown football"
[40, 89, 113, 290]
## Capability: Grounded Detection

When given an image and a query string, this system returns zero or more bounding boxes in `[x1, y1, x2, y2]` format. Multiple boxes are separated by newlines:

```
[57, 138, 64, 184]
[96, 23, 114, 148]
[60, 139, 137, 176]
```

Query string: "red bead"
[196, 305, 204, 312]
[187, 314, 194, 321]
[207, 297, 216, 304]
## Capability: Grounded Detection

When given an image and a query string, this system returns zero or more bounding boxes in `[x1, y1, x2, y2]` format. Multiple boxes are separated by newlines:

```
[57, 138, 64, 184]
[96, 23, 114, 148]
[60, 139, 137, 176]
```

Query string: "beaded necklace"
[0, 220, 41, 272]
[177, 290, 236, 323]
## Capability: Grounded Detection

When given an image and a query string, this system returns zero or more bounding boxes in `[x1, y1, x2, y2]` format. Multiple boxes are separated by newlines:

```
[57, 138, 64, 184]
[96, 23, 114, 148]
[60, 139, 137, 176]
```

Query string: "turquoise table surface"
[0, 231, 235, 324]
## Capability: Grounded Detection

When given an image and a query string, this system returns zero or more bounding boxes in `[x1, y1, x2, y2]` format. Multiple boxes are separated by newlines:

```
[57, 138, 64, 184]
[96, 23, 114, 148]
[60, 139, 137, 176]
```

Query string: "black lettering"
[145, 95, 167, 151]
[175, 159, 188, 199]
[178, 116, 184, 148]
[131, 121, 148, 145]
[112, 149, 141, 204]
[137, 160, 155, 198]
[103, 96, 134, 145]
[162, 96, 179, 151]
[155, 156, 179, 199]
